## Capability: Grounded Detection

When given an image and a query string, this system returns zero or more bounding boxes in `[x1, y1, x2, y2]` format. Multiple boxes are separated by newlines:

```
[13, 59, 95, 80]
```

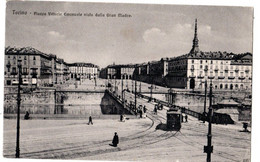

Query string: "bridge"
[106, 88, 203, 120]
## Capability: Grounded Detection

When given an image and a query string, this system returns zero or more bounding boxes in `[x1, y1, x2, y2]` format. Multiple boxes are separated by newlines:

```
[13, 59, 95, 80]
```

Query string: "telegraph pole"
[132, 79, 134, 93]
[204, 80, 207, 113]
[204, 80, 213, 162]
[203, 80, 208, 123]
[150, 79, 153, 100]
[139, 81, 141, 94]
[121, 78, 124, 99]
[134, 70, 137, 110]
[16, 60, 22, 158]
[114, 76, 116, 93]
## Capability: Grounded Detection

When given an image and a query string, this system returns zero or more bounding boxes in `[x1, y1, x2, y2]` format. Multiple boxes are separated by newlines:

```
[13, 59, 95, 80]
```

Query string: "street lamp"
[134, 67, 137, 111]
[139, 81, 141, 94]
[204, 80, 207, 113]
[16, 59, 22, 158]
[203, 80, 208, 123]
[204, 80, 214, 162]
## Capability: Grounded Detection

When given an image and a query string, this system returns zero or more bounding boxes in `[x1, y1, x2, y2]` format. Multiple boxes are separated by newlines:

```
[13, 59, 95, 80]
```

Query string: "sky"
[5, 1, 253, 68]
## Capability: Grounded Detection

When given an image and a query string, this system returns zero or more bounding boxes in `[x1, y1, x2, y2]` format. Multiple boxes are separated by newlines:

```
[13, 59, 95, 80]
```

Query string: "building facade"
[4, 47, 98, 87]
[116, 19, 253, 90]
[165, 52, 252, 90]
[5, 47, 54, 86]
[99, 64, 136, 79]
[165, 19, 252, 90]
[68, 63, 99, 80]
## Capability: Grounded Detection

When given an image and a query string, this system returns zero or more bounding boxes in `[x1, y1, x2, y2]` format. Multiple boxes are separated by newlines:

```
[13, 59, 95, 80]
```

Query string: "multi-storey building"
[165, 19, 252, 90]
[99, 64, 136, 79]
[5, 47, 54, 86]
[68, 63, 99, 80]
[166, 51, 252, 90]
[4, 47, 98, 86]
[118, 19, 252, 90]
[135, 58, 168, 86]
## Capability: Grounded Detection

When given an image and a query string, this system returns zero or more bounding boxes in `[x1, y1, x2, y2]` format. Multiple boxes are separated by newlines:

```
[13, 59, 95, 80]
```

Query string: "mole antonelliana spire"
[190, 18, 200, 54]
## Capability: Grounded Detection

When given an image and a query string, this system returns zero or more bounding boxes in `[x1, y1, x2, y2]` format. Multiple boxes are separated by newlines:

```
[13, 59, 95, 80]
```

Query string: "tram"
[166, 109, 182, 130]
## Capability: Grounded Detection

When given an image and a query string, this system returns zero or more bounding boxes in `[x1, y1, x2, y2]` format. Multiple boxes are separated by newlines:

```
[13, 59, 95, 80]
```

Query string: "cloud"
[48, 31, 65, 39]
[143, 28, 166, 43]
[174, 23, 192, 34]
[198, 25, 212, 36]
[139, 23, 214, 59]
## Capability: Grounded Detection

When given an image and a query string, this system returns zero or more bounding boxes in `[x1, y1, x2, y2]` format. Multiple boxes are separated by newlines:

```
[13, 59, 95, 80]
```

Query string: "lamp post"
[121, 78, 124, 99]
[134, 68, 137, 110]
[203, 80, 208, 123]
[139, 81, 141, 94]
[132, 79, 134, 93]
[204, 80, 213, 162]
[150, 78, 153, 102]
[16, 59, 22, 158]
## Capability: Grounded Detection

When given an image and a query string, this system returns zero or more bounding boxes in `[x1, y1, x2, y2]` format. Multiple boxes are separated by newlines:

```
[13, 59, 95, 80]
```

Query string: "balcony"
[190, 67, 195, 71]
[208, 76, 215, 79]
[197, 75, 204, 79]
[218, 76, 225, 79]
[30, 72, 38, 78]
[11, 71, 18, 75]
[214, 68, 219, 72]
[22, 72, 29, 75]
[235, 69, 239, 72]
[238, 76, 245, 80]
[228, 76, 235, 80]
[245, 69, 250, 73]
[189, 75, 196, 78]
[224, 68, 229, 72]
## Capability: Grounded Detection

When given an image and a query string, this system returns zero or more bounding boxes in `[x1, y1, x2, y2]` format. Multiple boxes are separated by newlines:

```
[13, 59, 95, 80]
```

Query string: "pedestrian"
[143, 106, 147, 118]
[24, 111, 30, 120]
[243, 122, 248, 132]
[185, 114, 188, 122]
[154, 106, 157, 115]
[120, 114, 123, 122]
[88, 116, 93, 125]
[143, 106, 147, 113]
[140, 109, 143, 118]
[111, 132, 119, 147]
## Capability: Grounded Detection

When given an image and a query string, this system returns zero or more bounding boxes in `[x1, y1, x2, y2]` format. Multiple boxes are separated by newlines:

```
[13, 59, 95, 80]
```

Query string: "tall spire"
[190, 19, 200, 54]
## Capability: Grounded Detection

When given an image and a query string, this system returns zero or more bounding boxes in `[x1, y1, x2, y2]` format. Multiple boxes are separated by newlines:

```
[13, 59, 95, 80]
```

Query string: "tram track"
[4, 108, 165, 159]
[4, 92, 249, 161]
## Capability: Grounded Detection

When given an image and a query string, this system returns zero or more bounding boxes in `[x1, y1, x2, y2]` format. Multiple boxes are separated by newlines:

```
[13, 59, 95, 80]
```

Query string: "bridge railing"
[108, 89, 203, 119]
[106, 90, 136, 115]
[138, 93, 202, 119]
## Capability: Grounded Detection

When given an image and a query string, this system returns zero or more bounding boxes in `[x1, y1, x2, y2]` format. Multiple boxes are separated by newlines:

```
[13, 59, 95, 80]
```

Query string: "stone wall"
[4, 89, 55, 114]
[4, 88, 130, 118]
[145, 90, 251, 113]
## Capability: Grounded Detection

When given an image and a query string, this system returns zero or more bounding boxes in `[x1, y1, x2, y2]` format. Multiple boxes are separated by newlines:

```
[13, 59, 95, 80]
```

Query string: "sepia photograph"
[2, 0, 256, 161]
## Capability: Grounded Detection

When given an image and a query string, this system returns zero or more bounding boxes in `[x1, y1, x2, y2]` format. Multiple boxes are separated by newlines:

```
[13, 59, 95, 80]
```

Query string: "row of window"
[6, 68, 37, 75]
[191, 59, 229, 65]
[7, 55, 36, 60]
[198, 83, 251, 90]
[191, 64, 250, 71]
[7, 59, 36, 66]
[192, 70, 251, 77]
